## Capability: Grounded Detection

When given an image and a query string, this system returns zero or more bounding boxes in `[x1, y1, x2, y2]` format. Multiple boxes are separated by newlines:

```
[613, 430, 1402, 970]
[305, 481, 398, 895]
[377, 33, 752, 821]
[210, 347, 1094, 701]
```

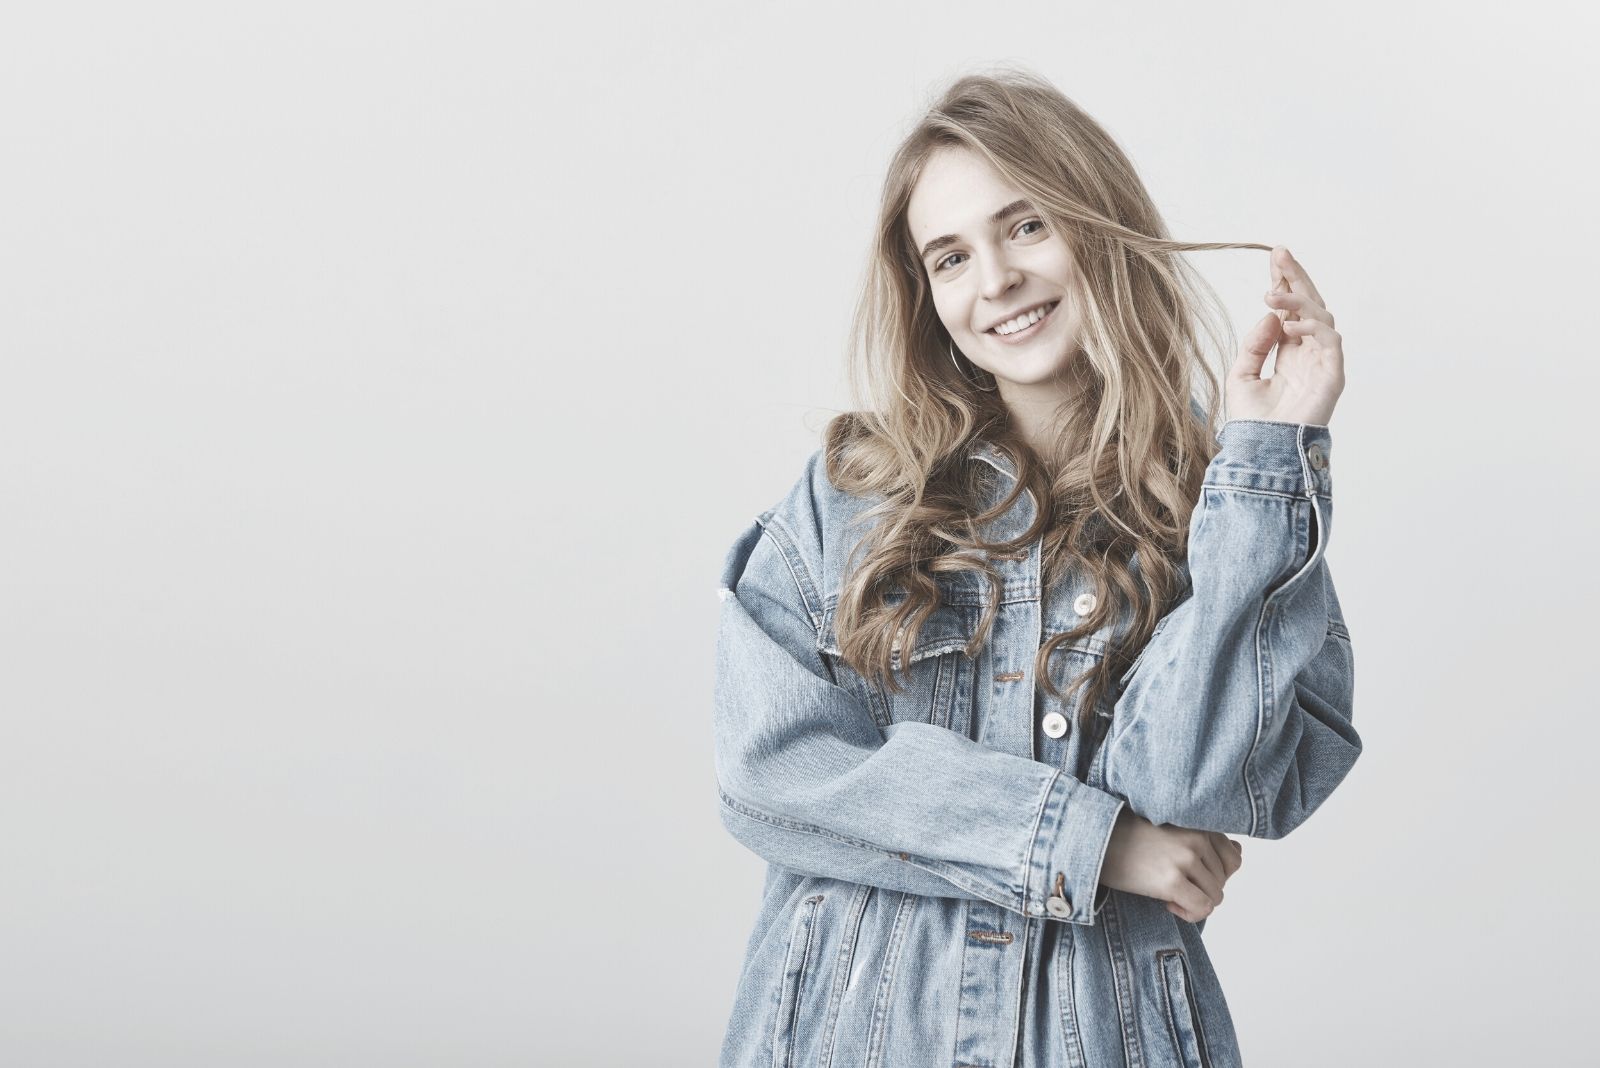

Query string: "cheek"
[1047, 251, 1079, 290]
[932, 293, 972, 337]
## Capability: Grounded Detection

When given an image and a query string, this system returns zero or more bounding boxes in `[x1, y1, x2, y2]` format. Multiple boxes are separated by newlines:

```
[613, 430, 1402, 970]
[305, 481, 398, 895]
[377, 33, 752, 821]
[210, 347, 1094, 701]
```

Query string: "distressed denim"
[711, 415, 1360, 1068]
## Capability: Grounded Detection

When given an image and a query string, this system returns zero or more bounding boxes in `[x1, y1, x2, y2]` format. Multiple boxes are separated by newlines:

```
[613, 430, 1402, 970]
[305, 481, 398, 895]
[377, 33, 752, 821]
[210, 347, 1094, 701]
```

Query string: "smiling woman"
[712, 62, 1357, 1068]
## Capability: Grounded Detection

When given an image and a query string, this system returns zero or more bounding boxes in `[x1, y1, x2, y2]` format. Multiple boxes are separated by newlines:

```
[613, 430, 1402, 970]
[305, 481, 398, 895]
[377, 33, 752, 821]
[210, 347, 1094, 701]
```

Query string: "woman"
[712, 66, 1358, 1068]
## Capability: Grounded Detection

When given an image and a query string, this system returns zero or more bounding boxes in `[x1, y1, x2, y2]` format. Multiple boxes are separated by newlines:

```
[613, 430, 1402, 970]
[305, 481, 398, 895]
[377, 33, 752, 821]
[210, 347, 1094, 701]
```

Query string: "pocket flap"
[817, 601, 976, 665]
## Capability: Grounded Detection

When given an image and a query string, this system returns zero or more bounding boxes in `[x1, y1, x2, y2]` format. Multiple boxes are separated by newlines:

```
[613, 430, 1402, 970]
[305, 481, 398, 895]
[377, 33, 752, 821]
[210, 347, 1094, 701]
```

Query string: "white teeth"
[992, 301, 1057, 335]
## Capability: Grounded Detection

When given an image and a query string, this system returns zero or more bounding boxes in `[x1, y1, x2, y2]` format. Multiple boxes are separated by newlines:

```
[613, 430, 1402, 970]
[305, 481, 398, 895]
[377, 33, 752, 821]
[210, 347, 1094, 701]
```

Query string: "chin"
[986, 352, 1080, 386]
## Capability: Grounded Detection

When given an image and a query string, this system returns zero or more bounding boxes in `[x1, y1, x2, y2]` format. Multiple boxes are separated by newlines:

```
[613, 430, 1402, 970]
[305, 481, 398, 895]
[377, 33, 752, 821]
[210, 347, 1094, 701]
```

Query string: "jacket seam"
[716, 783, 1017, 914]
[1081, 796, 1125, 925]
[1019, 769, 1060, 918]
[1245, 493, 1332, 836]
[1241, 501, 1306, 837]
[1200, 481, 1320, 502]
[1245, 597, 1271, 838]
[755, 513, 824, 632]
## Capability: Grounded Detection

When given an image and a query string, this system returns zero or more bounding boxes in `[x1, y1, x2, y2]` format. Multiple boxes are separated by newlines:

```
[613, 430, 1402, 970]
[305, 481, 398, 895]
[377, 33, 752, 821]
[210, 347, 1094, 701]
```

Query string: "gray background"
[3, 2, 1596, 1065]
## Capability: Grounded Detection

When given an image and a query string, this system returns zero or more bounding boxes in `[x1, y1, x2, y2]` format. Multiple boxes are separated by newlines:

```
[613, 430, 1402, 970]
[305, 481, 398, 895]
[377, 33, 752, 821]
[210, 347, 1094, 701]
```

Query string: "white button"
[1041, 711, 1068, 738]
[1045, 894, 1072, 917]
[1073, 592, 1097, 616]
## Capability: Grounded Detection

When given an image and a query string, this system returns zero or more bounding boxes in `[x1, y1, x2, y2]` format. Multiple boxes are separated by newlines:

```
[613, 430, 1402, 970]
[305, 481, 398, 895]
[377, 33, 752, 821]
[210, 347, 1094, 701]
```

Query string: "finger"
[1177, 872, 1220, 916]
[1208, 832, 1240, 878]
[1180, 847, 1225, 907]
[1231, 311, 1282, 382]
[1268, 273, 1298, 323]
[1265, 289, 1333, 329]
[1280, 319, 1343, 348]
[1273, 246, 1326, 310]
[1192, 835, 1227, 891]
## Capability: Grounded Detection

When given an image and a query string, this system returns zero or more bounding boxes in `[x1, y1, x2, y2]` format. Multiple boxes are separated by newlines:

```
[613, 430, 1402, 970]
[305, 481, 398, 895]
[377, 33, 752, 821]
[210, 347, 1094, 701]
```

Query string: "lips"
[985, 299, 1060, 340]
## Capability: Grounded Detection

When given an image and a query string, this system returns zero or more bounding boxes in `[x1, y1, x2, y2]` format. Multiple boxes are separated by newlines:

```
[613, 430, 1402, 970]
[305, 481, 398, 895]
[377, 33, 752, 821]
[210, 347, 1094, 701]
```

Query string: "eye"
[932, 220, 1047, 273]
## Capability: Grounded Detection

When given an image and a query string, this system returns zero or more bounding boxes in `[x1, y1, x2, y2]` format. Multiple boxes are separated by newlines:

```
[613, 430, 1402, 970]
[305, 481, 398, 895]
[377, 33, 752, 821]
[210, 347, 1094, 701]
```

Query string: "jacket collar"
[966, 438, 1018, 481]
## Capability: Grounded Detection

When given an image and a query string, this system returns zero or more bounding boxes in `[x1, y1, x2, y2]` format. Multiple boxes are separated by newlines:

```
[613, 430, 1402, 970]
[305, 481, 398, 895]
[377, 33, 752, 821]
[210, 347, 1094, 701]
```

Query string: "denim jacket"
[711, 415, 1360, 1068]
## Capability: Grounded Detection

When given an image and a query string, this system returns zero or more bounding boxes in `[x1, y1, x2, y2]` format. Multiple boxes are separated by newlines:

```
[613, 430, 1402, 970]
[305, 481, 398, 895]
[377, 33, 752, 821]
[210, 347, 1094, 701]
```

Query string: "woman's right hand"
[1098, 807, 1243, 923]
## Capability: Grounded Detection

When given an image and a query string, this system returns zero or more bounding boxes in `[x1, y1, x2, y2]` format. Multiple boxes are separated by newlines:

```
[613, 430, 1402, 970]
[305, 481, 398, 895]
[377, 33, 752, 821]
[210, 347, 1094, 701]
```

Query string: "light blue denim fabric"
[712, 413, 1360, 1068]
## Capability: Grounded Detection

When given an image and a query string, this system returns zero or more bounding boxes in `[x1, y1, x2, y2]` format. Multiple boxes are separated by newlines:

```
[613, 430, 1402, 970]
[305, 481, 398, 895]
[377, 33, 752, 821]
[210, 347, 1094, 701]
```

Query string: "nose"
[976, 250, 1023, 304]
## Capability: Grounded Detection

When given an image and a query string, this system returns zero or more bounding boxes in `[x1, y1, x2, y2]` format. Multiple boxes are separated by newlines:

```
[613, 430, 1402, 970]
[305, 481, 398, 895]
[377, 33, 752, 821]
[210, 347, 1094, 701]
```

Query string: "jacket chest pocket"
[817, 600, 980, 733]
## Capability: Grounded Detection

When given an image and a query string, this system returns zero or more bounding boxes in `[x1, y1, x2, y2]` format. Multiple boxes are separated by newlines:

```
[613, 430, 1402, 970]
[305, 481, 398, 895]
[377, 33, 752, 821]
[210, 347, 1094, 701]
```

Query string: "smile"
[986, 299, 1060, 343]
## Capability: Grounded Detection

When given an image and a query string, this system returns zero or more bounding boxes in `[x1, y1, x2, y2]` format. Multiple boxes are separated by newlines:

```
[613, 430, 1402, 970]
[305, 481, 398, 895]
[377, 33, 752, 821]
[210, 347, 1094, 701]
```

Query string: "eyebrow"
[918, 198, 1035, 261]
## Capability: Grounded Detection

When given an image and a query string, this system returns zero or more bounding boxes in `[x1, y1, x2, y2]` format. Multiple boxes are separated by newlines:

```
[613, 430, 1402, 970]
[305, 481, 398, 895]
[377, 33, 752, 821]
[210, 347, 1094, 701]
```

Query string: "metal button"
[1073, 592, 1097, 616]
[1041, 711, 1068, 738]
[1306, 443, 1327, 470]
[1045, 894, 1072, 918]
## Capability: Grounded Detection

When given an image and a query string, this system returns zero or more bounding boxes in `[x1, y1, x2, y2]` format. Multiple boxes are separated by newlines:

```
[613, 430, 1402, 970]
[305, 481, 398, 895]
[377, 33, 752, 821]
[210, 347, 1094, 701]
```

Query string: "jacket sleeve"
[713, 512, 1127, 925]
[1102, 418, 1361, 839]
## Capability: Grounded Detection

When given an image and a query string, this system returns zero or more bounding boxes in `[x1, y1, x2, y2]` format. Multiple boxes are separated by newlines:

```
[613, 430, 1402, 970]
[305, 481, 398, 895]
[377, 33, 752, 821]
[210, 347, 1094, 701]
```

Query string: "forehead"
[905, 147, 1022, 243]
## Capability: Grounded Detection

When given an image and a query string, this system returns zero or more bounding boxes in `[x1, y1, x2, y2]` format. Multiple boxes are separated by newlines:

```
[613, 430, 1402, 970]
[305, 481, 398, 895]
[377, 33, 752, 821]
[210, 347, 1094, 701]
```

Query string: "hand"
[1099, 807, 1243, 924]
[1227, 245, 1345, 427]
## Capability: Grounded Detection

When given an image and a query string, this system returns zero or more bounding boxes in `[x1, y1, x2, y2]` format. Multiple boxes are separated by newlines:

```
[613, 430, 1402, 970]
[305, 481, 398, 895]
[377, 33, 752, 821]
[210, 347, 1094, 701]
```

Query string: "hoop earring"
[949, 340, 998, 392]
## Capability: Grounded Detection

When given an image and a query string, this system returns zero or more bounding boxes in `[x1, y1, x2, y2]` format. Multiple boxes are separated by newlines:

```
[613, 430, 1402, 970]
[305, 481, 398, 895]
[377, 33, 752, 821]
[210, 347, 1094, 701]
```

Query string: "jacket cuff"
[1208, 419, 1332, 498]
[1027, 772, 1125, 925]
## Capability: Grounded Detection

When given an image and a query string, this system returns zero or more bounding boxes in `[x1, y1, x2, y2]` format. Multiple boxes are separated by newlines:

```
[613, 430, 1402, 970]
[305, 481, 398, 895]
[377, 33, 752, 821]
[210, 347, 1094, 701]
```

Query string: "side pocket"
[772, 893, 825, 1068]
[1156, 948, 1213, 1068]
[817, 884, 874, 1068]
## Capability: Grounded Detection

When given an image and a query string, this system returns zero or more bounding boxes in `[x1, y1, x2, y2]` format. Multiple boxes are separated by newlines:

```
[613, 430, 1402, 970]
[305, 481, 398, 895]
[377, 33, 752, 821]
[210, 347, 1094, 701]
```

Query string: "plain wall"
[2, 1, 1596, 1064]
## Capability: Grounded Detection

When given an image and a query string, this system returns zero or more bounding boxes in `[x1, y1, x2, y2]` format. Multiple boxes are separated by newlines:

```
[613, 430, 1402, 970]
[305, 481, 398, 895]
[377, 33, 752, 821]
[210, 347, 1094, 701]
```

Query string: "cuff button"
[1045, 895, 1072, 917]
[1306, 443, 1327, 470]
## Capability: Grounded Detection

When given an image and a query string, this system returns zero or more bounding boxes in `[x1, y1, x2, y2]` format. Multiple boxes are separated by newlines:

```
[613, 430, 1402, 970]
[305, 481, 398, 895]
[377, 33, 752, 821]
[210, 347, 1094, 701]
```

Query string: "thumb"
[1232, 311, 1280, 381]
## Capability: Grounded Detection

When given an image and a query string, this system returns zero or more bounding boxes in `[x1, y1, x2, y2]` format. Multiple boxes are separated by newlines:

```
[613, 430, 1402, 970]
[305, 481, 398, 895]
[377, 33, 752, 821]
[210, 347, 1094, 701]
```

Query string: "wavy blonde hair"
[825, 64, 1272, 736]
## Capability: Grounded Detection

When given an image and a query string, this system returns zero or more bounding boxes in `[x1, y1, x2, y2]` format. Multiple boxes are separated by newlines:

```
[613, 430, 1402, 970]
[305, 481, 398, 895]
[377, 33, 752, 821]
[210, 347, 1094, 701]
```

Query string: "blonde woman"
[712, 66, 1357, 1068]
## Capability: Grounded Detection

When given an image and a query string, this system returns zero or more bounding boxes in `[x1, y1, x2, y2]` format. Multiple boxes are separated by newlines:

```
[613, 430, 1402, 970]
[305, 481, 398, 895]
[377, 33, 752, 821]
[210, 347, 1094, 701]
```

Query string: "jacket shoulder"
[758, 445, 878, 587]
[716, 445, 882, 631]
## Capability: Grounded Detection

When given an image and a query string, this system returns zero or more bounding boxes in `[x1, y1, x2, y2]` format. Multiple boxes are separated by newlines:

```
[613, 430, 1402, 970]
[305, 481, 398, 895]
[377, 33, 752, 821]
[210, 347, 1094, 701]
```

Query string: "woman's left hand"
[1226, 246, 1344, 426]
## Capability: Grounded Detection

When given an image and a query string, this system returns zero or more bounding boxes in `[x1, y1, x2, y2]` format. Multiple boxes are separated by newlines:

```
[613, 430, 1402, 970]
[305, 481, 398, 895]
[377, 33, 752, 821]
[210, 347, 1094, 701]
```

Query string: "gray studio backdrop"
[2, 2, 1596, 1065]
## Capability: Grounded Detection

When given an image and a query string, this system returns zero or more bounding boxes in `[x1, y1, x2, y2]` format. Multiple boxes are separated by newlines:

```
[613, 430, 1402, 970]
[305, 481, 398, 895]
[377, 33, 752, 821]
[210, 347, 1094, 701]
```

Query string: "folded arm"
[1103, 419, 1361, 838]
[714, 513, 1127, 924]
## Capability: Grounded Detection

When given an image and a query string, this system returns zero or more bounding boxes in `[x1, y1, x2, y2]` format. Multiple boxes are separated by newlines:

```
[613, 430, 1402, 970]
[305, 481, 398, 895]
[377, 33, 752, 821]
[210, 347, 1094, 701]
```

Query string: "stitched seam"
[1183, 951, 1214, 1068]
[773, 895, 823, 1068]
[1157, 950, 1190, 1068]
[1245, 495, 1325, 836]
[717, 785, 1010, 910]
[1080, 797, 1125, 927]
[759, 513, 824, 632]
[864, 893, 919, 1068]
[1020, 770, 1060, 917]
[818, 884, 872, 1068]
[1199, 482, 1308, 501]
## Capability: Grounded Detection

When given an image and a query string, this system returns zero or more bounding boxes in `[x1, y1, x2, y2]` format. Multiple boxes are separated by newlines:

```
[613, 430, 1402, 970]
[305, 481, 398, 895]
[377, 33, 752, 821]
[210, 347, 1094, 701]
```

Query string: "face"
[906, 146, 1091, 418]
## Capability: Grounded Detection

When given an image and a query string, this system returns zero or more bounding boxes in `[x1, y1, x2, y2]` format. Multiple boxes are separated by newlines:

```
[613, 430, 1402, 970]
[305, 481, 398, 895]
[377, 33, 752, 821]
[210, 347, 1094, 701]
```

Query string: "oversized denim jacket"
[711, 414, 1360, 1068]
